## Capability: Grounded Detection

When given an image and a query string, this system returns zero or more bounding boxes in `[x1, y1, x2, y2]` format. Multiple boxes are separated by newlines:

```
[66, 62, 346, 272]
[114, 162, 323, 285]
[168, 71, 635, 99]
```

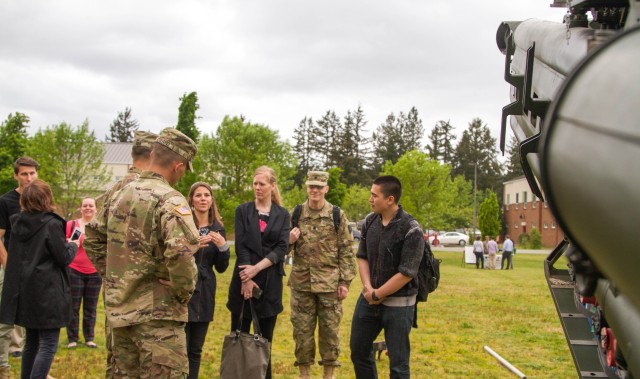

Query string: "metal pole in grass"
[483, 345, 527, 378]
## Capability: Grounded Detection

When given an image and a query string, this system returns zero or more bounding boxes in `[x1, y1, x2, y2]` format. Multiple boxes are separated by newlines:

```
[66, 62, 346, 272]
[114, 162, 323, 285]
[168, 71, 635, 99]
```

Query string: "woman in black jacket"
[0, 179, 78, 379]
[227, 166, 290, 379]
[185, 182, 230, 379]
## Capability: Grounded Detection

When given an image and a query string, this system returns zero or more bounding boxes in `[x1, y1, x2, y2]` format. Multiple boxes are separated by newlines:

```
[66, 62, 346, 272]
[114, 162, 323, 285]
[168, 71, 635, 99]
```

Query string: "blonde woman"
[226, 166, 290, 379]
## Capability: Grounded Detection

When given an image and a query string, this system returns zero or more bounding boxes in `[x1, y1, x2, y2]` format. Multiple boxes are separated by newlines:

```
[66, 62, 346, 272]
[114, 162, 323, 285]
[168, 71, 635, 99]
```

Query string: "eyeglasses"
[308, 185, 325, 190]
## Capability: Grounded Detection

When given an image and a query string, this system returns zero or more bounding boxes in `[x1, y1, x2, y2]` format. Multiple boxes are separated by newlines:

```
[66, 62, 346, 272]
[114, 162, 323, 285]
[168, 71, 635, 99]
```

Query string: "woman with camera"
[65, 197, 102, 349]
[185, 182, 230, 379]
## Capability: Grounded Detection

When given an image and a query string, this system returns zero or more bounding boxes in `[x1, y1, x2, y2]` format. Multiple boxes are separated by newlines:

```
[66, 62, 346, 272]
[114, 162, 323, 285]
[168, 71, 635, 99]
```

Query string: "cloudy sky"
[0, 1, 565, 148]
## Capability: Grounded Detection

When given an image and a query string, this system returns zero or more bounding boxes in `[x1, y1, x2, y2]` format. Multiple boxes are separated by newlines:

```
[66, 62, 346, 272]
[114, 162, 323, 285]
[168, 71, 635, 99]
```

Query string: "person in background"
[227, 166, 290, 379]
[501, 235, 515, 270]
[473, 236, 485, 269]
[0, 157, 39, 378]
[0, 179, 78, 379]
[185, 182, 230, 379]
[288, 171, 355, 379]
[487, 236, 499, 270]
[66, 198, 102, 349]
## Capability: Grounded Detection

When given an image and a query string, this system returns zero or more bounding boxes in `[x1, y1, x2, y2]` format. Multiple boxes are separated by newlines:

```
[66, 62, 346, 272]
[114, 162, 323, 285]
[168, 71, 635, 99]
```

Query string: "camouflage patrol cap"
[156, 128, 198, 172]
[306, 171, 329, 186]
[133, 131, 158, 150]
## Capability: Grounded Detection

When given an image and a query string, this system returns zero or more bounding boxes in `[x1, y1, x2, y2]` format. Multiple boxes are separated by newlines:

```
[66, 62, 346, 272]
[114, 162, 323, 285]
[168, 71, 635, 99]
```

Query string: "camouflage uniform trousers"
[111, 320, 188, 379]
[290, 288, 343, 367]
[104, 290, 114, 379]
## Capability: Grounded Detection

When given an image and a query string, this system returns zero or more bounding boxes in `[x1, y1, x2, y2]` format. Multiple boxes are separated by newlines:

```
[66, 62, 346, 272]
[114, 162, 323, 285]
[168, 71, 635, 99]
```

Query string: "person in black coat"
[0, 179, 78, 379]
[185, 182, 230, 379]
[227, 166, 290, 379]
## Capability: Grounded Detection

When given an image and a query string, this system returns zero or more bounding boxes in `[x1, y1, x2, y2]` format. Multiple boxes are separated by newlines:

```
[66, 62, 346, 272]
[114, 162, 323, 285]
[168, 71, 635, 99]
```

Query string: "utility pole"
[473, 162, 477, 236]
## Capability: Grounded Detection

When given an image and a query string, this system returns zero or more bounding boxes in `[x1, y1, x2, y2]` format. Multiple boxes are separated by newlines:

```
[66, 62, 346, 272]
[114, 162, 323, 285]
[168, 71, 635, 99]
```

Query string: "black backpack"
[361, 213, 440, 302]
[417, 239, 440, 301]
[291, 204, 341, 233]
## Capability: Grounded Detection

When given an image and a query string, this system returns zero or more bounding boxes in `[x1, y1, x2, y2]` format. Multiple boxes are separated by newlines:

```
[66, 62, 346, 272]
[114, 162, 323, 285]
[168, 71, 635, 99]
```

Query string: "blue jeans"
[350, 294, 414, 379]
[22, 328, 60, 379]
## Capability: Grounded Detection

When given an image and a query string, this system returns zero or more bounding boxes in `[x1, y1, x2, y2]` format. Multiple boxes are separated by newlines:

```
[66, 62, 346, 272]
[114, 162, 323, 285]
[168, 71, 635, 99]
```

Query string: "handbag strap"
[236, 298, 263, 336]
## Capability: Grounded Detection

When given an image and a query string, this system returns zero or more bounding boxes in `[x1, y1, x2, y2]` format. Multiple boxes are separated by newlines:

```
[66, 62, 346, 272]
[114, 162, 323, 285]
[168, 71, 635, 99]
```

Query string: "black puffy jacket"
[0, 212, 77, 329]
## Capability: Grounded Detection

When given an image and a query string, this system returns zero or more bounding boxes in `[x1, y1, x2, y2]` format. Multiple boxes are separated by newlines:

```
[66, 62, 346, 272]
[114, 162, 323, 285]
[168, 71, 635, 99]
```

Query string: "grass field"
[14, 250, 577, 378]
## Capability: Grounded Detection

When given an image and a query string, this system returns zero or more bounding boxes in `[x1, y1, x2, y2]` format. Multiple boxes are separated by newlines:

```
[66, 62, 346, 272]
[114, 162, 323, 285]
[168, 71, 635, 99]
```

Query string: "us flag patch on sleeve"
[173, 205, 192, 216]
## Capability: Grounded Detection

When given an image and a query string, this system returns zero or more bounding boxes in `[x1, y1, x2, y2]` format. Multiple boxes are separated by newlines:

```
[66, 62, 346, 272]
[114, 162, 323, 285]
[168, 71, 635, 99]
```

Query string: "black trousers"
[474, 252, 484, 268]
[502, 252, 513, 269]
[231, 314, 277, 379]
[185, 322, 209, 379]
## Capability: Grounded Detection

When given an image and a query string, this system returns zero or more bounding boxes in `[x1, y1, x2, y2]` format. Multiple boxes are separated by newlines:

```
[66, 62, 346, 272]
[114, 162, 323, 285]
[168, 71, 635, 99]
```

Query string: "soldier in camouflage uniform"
[288, 171, 355, 379]
[84, 128, 199, 379]
[90, 130, 156, 379]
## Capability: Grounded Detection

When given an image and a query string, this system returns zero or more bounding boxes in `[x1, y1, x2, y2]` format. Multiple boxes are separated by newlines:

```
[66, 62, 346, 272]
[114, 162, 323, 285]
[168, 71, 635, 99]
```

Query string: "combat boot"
[0, 365, 9, 379]
[323, 365, 336, 379]
[298, 364, 311, 379]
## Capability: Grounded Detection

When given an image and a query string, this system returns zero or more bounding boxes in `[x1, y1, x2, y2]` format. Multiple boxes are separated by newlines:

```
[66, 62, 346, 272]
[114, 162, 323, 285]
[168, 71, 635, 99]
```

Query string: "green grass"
[13, 249, 576, 378]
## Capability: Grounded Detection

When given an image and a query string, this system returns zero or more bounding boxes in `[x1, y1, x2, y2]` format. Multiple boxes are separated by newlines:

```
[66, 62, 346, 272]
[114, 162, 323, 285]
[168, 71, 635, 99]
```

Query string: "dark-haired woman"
[186, 182, 230, 379]
[0, 179, 78, 379]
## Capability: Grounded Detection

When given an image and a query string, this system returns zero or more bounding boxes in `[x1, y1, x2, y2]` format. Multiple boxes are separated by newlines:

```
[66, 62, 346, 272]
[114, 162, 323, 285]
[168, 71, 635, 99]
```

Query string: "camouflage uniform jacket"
[89, 166, 143, 277]
[84, 171, 199, 328]
[288, 201, 355, 293]
[94, 166, 143, 211]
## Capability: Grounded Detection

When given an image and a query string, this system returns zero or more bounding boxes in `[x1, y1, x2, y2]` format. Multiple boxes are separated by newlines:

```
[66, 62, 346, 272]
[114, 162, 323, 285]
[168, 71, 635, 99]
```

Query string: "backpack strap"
[332, 205, 341, 234]
[292, 204, 303, 229]
[360, 212, 379, 241]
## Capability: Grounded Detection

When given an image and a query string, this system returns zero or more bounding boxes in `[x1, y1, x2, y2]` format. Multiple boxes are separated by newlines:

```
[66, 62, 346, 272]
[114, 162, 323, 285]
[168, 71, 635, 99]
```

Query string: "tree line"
[0, 91, 525, 237]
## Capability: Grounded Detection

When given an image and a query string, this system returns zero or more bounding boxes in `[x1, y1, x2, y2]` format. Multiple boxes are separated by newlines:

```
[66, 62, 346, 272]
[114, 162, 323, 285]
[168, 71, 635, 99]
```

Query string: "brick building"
[503, 176, 565, 248]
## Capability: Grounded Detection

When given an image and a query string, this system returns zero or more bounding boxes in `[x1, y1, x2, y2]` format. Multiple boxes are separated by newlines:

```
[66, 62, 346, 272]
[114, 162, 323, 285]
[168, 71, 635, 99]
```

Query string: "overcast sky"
[0, 1, 566, 150]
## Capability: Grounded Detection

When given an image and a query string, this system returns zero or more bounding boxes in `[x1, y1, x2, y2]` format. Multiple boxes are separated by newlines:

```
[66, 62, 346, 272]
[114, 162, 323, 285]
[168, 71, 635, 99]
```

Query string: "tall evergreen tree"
[312, 110, 341, 169]
[504, 136, 524, 181]
[106, 107, 138, 142]
[0, 113, 30, 194]
[176, 91, 201, 143]
[427, 120, 456, 165]
[371, 113, 403, 172]
[402, 106, 424, 152]
[174, 91, 201, 194]
[451, 118, 503, 193]
[292, 116, 315, 186]
[335, 106, 370, 186]
[371, 107, 424, 173]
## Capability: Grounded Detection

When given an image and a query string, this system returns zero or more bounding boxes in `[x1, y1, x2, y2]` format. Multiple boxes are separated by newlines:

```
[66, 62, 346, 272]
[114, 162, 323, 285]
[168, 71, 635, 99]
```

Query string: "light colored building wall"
[101, 142, 133, 191]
